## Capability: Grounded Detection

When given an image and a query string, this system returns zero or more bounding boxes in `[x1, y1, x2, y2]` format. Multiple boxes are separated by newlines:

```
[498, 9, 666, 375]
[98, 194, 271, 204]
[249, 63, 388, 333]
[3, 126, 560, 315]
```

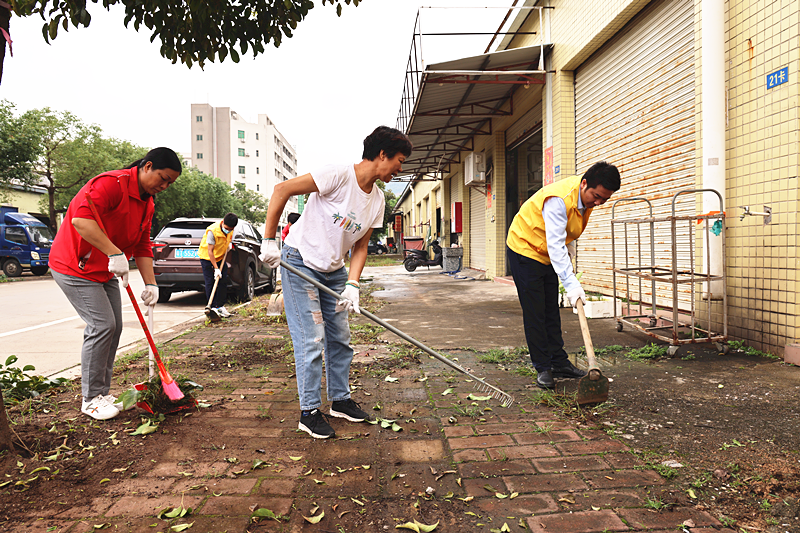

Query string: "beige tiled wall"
[703, 0, 800, 354]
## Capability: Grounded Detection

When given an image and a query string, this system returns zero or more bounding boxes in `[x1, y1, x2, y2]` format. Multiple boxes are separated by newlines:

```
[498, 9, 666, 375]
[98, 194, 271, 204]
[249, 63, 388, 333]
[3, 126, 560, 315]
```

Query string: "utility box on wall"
[464, 152, 486, 185]
[450, 202, 462, 233]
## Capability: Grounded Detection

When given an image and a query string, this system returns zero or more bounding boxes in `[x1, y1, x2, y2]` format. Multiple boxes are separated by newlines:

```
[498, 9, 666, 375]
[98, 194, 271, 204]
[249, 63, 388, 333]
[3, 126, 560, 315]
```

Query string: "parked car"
[367, 241, 388, 255]
[151, 218, 276, 303]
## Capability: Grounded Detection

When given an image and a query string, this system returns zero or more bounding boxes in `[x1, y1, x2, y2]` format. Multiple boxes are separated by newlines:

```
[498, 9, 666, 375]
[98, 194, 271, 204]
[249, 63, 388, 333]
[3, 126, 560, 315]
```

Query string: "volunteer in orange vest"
[506, 161, 620, 389]
[198, 212, 238, 318]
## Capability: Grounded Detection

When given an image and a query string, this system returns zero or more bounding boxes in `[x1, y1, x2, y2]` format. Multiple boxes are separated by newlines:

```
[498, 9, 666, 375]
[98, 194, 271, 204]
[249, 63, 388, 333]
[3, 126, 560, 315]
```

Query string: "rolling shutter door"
[575, 0, 695, 311]
[450, 173, 462, 204]
[469, 186, 487, 270]
[506, 99, 543, 148]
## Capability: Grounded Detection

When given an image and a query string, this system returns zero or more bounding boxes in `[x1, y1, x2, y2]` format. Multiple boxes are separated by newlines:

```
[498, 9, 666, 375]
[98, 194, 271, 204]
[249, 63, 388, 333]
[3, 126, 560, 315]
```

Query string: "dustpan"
[266, 289, 284, 316]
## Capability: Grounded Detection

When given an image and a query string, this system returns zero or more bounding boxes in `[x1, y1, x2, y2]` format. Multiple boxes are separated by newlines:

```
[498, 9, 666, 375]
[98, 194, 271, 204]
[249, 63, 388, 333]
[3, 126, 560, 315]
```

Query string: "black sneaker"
[330, 399, 372, 422]
[552, 362, 588, 379]
[299, 409, 336, 439]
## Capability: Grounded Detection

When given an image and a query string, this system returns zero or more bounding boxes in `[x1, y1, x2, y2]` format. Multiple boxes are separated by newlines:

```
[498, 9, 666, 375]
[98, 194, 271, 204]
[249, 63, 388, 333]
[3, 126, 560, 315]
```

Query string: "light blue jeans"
[282, 246, 353, 411]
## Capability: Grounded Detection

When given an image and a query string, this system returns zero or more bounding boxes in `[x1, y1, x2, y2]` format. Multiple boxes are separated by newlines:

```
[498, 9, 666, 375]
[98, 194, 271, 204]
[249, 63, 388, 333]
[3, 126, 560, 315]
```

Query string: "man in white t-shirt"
[259, 126, 413, 439]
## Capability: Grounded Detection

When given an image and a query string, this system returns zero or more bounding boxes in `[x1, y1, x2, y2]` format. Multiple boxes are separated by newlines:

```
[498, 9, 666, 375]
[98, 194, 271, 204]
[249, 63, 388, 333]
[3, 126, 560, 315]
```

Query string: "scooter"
[403, 240, 443, 272]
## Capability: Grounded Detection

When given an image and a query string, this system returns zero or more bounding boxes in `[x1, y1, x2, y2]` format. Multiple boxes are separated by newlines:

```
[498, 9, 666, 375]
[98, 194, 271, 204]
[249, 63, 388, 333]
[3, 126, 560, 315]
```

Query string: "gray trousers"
[52, 270, 123, 400]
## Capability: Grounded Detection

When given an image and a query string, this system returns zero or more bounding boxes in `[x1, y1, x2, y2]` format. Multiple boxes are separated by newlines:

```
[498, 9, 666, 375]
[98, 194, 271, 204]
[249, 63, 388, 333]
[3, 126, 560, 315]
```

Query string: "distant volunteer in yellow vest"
[506, 162, 620, 390]
[199, 213, 238, 318]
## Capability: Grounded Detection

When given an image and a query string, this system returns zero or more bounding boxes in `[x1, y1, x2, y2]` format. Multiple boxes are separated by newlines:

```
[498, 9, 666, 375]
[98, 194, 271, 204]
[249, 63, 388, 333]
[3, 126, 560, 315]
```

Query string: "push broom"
[85, 193, 184, 401]
[280, 259, 515, 407]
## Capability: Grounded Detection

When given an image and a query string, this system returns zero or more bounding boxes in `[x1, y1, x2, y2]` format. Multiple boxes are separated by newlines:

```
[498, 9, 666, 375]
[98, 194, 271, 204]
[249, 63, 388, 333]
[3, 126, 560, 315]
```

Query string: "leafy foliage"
[0, 100, 44, 202]
[0, 355, 67, 404]
[12, 0, 362, 69]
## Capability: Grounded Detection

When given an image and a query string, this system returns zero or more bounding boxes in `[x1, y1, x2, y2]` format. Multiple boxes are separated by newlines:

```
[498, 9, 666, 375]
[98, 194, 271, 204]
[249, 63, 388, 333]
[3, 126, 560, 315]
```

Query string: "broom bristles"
[161, 377, 184, 401]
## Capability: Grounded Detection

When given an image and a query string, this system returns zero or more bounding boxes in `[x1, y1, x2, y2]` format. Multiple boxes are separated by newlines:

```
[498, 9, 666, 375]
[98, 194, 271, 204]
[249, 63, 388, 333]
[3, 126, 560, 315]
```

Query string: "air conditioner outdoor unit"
[464, 152, 486, 186]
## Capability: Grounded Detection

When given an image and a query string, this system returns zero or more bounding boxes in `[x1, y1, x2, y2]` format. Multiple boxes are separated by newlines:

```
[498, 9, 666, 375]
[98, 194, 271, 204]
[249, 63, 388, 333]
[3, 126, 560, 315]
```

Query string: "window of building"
[196, 134, 203, 141]
[255, 150, 259, 157]
[256, 184, 260, 191]
[238, 130, 245, 139]
[238, 166, 246, 174]
[238, 148, 245, 157]
[196, 116, 203, 122]
[256, 167, 260, 174]
[256, 133, 259, 140]
[197, 153, 203, 159]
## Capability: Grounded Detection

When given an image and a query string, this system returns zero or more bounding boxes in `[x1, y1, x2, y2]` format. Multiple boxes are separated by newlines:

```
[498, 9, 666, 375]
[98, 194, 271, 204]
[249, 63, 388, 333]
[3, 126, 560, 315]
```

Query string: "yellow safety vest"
[506, 175, 592, 265]
[198, 222, 232, 263]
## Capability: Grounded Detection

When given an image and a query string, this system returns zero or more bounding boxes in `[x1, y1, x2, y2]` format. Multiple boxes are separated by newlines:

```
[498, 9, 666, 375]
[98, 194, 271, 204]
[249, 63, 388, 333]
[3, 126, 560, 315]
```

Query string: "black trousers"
[507, 246, 569, 372]
[200, 258, 228, 308]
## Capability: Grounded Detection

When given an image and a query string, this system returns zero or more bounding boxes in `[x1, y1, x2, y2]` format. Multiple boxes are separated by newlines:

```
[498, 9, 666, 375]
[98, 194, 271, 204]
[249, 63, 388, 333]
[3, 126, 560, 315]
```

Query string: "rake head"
[473, 379, 515, 408]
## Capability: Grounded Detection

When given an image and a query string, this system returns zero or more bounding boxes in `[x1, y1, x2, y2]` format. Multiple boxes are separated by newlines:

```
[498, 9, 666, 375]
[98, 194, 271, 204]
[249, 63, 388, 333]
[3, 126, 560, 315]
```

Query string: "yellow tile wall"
[693, 0, 800, 355]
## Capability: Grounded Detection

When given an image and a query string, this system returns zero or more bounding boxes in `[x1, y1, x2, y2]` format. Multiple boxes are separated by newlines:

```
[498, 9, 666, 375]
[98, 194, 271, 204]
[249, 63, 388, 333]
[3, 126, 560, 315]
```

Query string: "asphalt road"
[0, 271, 210, 380]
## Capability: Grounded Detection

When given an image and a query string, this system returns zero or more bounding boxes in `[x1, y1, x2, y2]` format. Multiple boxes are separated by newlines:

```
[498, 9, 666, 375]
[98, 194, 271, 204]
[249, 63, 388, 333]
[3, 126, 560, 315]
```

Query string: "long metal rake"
[280, 260, 515, 407]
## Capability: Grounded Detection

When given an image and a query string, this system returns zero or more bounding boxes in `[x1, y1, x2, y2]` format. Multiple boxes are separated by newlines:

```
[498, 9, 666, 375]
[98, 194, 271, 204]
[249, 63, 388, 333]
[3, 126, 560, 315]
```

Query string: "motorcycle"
[403, 240, 443, 272]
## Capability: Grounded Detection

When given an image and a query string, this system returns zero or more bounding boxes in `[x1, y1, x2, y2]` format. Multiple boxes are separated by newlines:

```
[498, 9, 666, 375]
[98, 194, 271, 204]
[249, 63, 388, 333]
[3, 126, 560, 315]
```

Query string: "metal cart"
[611, 189, 728, 356]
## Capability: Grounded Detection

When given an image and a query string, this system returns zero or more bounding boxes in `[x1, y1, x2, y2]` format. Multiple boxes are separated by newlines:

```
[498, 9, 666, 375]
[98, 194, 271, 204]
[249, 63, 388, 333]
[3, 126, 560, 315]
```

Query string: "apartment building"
[190, 104, 299, 228]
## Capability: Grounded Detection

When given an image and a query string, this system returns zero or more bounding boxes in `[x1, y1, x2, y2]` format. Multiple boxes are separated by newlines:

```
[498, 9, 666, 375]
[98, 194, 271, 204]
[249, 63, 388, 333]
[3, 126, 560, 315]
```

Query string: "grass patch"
[727, 340, 780, 360]
[478, 346, 529, 364]
[350, 323, 385, 343]
[624, 343, 667, 361]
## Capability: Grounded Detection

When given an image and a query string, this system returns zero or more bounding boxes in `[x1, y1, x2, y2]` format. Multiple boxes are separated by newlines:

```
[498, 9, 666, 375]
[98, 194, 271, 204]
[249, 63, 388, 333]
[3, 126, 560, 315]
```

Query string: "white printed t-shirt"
[284, 164, 385, 272]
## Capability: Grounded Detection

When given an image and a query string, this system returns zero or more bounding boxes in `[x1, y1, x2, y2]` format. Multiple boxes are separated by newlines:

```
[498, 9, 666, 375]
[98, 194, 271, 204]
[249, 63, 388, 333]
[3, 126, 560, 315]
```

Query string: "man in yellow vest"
[507, 162, 620, 389]
[199, 213, 238, 318]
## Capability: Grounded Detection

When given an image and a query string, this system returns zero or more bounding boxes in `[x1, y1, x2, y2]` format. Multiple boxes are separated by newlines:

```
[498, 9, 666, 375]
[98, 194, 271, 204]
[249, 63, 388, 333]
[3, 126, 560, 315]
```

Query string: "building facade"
[190, 104, 299, 229]
[394, 0, 799, 357]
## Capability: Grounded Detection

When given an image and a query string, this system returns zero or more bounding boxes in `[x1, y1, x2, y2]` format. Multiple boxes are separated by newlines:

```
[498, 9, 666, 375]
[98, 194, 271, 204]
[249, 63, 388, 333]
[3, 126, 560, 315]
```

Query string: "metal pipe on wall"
[702, 0, 725, 298]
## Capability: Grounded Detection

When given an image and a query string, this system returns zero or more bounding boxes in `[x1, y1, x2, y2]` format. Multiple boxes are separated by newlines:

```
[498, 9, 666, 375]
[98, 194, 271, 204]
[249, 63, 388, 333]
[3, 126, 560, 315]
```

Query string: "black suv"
[151, 218, 276, 303]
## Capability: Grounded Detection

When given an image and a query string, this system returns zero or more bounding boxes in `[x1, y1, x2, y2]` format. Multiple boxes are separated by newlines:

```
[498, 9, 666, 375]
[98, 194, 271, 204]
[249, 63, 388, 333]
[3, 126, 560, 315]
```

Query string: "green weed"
[625, 343, 667, 361]
[478, 346, 527, 364]
[727, 340, 780, 360]
[0, 356, 68, 404]
[644, 497, 670, 510]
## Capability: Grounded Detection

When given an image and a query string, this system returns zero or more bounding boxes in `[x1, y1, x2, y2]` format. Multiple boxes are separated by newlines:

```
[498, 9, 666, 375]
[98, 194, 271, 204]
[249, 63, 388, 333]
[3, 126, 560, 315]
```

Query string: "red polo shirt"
[50, 168, 154, 282]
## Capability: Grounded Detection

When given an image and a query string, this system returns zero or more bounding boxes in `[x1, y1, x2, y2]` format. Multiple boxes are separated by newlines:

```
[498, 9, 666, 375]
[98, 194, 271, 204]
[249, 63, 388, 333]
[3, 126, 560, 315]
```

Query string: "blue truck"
[0, 206, 54, 277]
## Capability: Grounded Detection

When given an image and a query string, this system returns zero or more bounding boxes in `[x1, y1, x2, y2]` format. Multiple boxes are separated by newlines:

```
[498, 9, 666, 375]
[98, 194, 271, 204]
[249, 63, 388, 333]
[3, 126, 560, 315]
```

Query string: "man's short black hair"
[583, 161, 621, 191]
[288, 212, 301, 224]
[223, 213, 239, 228]
[362, 126, 413, 161]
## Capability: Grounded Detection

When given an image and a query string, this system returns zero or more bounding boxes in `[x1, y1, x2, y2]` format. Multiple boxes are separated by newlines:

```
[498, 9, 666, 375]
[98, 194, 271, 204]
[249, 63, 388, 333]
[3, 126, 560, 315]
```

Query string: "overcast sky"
[3, 1, 514, 195]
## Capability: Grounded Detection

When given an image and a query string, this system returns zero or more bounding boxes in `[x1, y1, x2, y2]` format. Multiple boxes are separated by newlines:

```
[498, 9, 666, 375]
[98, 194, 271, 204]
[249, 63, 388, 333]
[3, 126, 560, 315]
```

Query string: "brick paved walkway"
[11, 291, 734, 533]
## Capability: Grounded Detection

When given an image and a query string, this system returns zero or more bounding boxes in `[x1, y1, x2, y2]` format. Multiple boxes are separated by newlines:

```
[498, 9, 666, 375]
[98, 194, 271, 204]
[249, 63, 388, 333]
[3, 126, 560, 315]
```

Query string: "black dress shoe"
[536, 369, 555, 389]
[552, 362, 588, 379]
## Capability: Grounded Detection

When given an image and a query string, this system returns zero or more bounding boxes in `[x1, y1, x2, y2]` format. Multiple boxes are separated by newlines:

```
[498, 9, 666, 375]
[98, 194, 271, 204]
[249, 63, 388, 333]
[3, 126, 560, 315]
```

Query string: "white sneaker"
[81, 396, 120, 420]
[217, 306, 232, 318]
[104, 394, 133, 411]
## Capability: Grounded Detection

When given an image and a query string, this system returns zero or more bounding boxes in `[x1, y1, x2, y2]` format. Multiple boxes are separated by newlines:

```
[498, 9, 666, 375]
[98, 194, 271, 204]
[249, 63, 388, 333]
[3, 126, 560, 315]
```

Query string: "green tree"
[0, 100, 43, 203]
[231, 182, 268, 225]
[2, 0, 362, 84]
[369, 180, 395, 243]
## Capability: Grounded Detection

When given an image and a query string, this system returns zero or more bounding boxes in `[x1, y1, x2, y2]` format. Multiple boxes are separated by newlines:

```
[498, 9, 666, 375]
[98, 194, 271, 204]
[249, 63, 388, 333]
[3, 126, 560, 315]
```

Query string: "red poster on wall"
[544, 146, 554, 186]
[394, 214, 403, 231]
[486, 182, 492, 208]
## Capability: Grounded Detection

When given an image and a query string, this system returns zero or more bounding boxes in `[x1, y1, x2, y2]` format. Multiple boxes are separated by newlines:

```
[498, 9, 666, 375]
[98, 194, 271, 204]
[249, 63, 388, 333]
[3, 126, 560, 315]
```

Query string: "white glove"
[259, 239, 280, 269]
[214, 268, 222, 280]
[567, 286, 587, 308]
[336, 283, 360, 314]
[141, 284, 159, 306]
[566, 241, 576, 264]
[108, 253, 129, 288]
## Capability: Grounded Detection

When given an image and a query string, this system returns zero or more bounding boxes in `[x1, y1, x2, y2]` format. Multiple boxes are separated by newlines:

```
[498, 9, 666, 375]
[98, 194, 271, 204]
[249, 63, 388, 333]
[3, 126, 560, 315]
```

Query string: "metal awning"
[396, 43, 551, 180]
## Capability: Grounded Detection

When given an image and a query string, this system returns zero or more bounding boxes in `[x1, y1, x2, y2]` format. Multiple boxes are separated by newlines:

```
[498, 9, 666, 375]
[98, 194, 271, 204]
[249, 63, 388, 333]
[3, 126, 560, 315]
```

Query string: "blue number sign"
[767, 67, 788, 90]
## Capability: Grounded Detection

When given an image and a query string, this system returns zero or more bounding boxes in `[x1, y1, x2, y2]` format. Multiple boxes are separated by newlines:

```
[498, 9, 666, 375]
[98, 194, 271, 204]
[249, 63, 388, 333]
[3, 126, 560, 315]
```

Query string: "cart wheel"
[649, 318, 658, 328]
[616, 322, 623, 332]
[715, 342, 730, 355]
[667, 345, 679, 357]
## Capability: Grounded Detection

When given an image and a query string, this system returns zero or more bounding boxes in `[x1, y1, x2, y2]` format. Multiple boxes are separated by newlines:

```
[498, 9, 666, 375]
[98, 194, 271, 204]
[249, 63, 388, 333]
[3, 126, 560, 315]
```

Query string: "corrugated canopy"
[396, 44, 550, 180]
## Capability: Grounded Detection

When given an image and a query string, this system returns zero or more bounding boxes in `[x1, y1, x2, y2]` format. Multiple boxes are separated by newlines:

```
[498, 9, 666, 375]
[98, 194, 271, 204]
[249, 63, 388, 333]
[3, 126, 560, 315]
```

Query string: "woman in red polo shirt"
[50, 147, 181, 420]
